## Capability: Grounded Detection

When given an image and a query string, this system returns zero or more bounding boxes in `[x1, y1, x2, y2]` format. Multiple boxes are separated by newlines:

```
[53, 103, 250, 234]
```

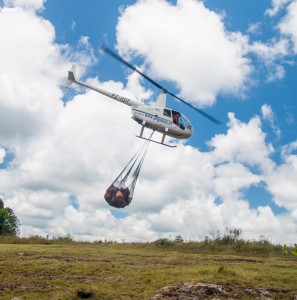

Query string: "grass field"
[0, 236, 297, 299]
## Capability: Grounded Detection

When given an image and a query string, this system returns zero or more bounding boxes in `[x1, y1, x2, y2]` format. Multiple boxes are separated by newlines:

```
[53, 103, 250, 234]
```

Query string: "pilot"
[172, 112, 180, 124]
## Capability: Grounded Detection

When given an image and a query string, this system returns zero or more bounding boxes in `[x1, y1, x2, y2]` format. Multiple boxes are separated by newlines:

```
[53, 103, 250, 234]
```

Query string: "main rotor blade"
[100, 45, 166, 92]
[101, 45, 222, 125]
[167, 91, 222, 125]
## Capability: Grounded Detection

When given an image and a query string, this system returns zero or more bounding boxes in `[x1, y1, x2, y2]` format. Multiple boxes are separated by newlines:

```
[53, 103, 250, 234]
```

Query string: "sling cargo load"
[104, 134, 152, 208]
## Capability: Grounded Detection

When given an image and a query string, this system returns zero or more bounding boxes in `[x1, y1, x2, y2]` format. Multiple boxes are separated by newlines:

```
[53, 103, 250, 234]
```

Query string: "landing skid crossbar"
[136, 135, 177, 148]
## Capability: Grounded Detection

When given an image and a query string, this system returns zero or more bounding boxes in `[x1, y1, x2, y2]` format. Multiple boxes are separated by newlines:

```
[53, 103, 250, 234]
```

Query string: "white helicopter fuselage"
[65, 66, 193, 146]
[131, 105, 192, 139]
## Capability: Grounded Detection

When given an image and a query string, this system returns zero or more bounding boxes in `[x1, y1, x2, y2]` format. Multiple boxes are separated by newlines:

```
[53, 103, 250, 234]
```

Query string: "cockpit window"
[163, 108, 193, 132]
[182, 114, 193, 131]
[163, 108, 171, 118]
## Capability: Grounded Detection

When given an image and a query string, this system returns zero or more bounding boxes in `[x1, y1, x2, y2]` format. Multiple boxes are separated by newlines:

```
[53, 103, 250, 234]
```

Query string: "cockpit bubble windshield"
[181, 114, 193, 131]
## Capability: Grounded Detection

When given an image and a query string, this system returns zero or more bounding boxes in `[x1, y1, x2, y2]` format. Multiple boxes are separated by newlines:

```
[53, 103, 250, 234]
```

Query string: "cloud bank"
[0, 0, 296, 244]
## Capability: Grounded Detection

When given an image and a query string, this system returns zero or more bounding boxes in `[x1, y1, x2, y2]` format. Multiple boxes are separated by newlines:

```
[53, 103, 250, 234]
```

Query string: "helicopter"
[64, 45, 222, 147]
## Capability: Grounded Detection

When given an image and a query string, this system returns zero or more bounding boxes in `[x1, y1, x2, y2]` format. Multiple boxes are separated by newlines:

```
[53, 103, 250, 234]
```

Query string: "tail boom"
[64, 64, 139, 108]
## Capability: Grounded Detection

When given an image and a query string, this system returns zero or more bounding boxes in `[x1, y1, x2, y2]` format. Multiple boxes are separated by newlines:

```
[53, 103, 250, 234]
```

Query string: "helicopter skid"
[136, 135, 177, 148]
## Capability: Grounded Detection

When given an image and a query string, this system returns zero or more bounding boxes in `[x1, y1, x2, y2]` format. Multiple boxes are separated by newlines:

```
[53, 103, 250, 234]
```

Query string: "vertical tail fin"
[63, 64, 76, 87]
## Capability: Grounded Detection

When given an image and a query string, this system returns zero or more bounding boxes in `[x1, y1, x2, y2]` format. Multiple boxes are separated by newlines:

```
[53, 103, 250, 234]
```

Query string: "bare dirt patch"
[0, 282, 53, 293]
[151, 282, 296, 299]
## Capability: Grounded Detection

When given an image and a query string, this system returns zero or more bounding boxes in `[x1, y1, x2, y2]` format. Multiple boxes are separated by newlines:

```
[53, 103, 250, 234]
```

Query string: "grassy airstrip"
[0, 234, 296, 299]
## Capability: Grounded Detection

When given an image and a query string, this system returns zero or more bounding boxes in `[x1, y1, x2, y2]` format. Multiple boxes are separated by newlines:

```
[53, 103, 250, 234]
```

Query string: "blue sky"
[0, 0, 296, 243]
[42, 0, 296, 148]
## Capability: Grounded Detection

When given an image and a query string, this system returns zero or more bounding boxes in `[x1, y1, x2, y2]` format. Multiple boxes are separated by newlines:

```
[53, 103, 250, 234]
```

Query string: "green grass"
[0, 236, 296, 299]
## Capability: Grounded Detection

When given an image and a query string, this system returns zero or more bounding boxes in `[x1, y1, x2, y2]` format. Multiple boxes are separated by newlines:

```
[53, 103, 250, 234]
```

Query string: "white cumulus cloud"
[265, 0, 291, 16]
[3, 0, 45, 11]
[261, 104, 281, 137]
[116, 0, 252, 107]
[279, 0, 297, 53]
[209, 113, 274, 172]
[265, 141, 297, 211]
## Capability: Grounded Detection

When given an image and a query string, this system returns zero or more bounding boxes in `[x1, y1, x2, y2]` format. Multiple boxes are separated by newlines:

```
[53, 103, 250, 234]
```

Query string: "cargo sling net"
[104, 133, 152, 208]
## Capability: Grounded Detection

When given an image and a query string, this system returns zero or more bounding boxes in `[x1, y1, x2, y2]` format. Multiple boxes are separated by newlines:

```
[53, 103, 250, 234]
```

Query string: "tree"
[0, 199, 20, 236]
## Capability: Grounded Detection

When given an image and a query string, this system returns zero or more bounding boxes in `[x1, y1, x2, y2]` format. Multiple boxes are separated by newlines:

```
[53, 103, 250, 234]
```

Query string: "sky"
[0, 0, 296, 244]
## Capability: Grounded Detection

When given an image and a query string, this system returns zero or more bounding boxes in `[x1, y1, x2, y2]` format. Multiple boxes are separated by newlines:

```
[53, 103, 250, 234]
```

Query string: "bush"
[204, 227, 243, 246]
[154, 238, 174, 248]
[52, 234, 74, 243]
[283, 244, 297, 256]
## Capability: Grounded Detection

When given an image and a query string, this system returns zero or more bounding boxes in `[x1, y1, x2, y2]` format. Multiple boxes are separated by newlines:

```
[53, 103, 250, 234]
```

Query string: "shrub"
[283, 244, 297, 257]
[52, 234, 74, 243]
[205, 227, 243, 246]
[154, 238, 174, 248]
